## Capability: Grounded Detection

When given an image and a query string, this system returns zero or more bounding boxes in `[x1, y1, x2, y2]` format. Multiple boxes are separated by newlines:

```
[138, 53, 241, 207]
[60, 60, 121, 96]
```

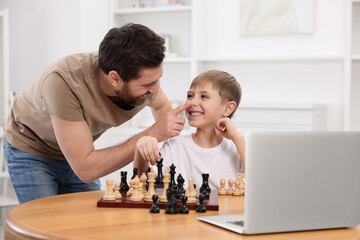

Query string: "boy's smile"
[188, 109, 204, 117]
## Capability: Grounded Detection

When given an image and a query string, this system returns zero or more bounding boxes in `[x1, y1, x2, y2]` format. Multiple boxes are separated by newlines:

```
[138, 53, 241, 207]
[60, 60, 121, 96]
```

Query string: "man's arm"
[51, 115, 149, 183]
[51, 100, 190, 183]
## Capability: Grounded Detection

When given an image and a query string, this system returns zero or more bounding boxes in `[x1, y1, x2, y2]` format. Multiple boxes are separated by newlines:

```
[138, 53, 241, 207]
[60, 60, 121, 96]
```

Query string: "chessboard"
[97, 188, 219, 211]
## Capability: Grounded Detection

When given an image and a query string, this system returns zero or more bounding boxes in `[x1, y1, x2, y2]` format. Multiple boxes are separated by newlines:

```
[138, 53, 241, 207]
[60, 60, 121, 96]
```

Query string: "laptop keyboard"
[226, 220, 244, 227]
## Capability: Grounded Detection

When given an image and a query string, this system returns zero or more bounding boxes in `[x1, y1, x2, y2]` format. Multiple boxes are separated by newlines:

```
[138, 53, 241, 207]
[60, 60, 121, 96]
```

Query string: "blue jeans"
[3, 137, 101, 204]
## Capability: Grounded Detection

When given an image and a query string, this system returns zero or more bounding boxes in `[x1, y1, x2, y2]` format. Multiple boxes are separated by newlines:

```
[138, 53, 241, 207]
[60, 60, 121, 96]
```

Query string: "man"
[3, 23, 189, 204]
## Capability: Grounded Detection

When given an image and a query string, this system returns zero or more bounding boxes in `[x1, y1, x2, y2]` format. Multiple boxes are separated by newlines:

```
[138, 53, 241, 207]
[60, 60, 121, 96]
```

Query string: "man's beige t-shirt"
[4, 52, 155, 160]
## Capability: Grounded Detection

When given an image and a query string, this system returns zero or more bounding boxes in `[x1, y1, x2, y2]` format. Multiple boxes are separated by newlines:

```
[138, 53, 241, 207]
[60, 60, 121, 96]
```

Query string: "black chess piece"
[155, 158, 164, 188]
[200, 173, 211, 198]
[178, 195, 189, 214]
[149, 195, 160, 213]
[131, 167, 138, 179]
[119, 171, 130, 191]
[146, 167, 151, 191]
[195, 193, 207, 213]
[165, 188, 178, 214]
[168, 164, 178, 193]
[176, 174, 185, 199]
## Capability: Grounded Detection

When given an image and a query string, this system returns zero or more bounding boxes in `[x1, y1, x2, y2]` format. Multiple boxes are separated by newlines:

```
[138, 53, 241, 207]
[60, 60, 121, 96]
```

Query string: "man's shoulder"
[56, 52, 97, 71]
[44, 52, 98, 87]
[59, 52, 98, 61]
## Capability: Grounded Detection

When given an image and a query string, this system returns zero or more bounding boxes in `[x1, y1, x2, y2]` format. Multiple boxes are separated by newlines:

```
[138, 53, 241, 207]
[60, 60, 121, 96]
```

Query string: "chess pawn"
[114, 181, 122, 199]
[127, 179, 134, 196]
[186, 178, 197, 204]
[195, 194, 206, 213]
[130, 176, 143, 201]
[144, 167, 156, 202]
[178, 195, 189, 214]
[159, 172, 170, 202]
[233, 180, 241, 196]
[227, 179, 234, 195]
[237, 172, 242, 182]
[149, 195, 160, 213]
[103, 180, 116, 200]
[218, 178, 227, 195]
[239, 175, 245, 195]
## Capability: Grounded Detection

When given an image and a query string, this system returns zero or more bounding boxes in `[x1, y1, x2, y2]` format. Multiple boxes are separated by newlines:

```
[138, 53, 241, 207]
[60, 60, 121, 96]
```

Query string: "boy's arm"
[230, 131, 246, 170]
[133, 136, 161, 176]
[215, 118, 246, 169]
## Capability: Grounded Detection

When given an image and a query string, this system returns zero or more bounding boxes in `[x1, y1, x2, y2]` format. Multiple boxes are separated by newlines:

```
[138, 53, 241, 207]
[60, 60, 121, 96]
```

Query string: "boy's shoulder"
[166, 133, 193, 144]
[163, 134, 194, 150]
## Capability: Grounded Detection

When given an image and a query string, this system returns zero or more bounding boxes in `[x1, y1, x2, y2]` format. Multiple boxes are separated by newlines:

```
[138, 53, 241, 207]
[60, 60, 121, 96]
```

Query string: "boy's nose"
[191, 99, 199, 106]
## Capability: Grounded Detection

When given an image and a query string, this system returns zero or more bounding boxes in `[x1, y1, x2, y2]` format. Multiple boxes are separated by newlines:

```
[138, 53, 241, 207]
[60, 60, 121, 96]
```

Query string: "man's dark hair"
[99, 23, 165, 82]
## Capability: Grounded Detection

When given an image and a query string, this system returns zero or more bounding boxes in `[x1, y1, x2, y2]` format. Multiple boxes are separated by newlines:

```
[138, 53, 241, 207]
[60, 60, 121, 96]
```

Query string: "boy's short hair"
[190, 70, 242, 119]
[99, 23, 165, 82]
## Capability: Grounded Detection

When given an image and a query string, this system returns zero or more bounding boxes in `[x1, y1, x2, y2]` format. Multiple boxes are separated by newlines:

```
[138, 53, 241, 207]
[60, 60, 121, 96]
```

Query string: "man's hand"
[148, 102, 191, 142]
[135, 136, 160, 166]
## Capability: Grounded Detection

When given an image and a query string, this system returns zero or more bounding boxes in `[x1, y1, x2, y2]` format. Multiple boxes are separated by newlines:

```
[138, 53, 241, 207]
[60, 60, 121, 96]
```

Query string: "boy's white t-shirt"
[157, 134, 243, 190]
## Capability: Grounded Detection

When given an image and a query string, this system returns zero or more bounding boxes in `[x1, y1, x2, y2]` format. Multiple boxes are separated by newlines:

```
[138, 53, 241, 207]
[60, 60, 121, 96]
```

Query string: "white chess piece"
[130, 176, 143, 202]
[114, 181, 122, 199]
[227, 179, 234, 195]
[186, 178, 197, 203]
[159, 173, 170, 203]
[103, 180, 116, 200]
[218, 178, 227, 195]
[144, 167, 156, 202]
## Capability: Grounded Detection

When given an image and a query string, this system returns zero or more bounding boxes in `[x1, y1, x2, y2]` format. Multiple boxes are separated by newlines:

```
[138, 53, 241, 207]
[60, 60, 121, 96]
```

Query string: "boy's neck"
[192, 128, 223, 148]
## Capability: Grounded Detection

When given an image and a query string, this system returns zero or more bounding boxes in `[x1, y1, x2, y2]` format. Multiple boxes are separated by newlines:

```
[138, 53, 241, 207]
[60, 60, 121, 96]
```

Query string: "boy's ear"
[222, 101, 237, 117]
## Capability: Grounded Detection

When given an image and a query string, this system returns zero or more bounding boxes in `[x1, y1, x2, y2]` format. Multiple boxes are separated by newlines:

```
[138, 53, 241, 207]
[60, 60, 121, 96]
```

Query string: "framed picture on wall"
[239, 0, 314, 35]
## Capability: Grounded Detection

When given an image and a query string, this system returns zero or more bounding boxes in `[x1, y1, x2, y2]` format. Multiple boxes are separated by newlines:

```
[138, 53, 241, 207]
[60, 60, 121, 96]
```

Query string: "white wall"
[196, 0, 345, 130]
[197, 0, 344, 58]
[0, 0, 110, 96]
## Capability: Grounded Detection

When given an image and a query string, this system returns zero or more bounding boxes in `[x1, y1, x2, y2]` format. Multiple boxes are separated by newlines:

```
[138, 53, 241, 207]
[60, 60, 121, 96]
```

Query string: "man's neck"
[107, 96, 135, 110]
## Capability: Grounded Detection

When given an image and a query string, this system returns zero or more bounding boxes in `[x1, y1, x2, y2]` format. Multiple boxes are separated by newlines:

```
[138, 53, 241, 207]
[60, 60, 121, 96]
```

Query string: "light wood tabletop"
[4, 190, 360, 240]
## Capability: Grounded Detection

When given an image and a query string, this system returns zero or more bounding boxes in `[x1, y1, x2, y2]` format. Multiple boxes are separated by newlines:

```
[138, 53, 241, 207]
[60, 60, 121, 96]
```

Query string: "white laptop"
[198, 131, 360, 234]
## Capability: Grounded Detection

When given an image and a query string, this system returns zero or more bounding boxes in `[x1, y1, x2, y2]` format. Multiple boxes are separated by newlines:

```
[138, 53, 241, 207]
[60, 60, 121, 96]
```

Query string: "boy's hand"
[214, 118, 239, 140]
[215, 118, 246, 170]
[136, 136, 161, 166]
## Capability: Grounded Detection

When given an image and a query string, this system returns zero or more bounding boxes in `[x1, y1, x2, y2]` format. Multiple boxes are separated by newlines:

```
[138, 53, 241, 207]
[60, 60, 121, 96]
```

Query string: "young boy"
[134, 70, 245, 190]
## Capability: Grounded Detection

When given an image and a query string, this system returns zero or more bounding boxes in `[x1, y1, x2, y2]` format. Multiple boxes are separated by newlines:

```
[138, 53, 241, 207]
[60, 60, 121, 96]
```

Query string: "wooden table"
[5, 190, 360, 240]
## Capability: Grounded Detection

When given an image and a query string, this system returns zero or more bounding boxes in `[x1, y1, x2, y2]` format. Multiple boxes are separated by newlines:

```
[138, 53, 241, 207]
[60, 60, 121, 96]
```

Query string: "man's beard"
[114, 84, 148, 107]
